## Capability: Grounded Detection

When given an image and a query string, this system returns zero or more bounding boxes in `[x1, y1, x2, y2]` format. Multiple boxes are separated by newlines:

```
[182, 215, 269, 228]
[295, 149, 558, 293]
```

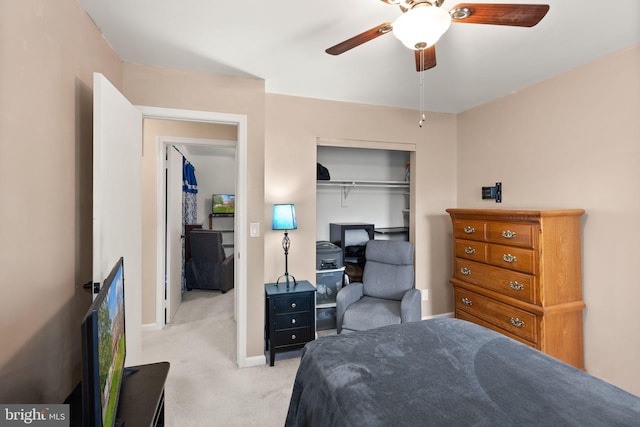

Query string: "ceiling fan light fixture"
[393, 4, 451, 50]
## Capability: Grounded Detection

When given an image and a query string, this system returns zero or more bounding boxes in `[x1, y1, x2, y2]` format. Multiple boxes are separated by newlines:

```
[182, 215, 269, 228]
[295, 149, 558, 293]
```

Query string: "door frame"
[140, 105, 248, 367]
[157, 136, 238, 326]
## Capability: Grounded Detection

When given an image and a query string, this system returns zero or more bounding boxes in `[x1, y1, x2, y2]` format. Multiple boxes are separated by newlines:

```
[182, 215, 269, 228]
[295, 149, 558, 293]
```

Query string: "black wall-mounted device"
[482, 182, 502, 203]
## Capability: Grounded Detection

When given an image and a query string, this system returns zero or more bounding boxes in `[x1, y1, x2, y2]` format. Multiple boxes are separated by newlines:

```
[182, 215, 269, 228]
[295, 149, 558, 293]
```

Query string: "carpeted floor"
[140, 289, 303, 426]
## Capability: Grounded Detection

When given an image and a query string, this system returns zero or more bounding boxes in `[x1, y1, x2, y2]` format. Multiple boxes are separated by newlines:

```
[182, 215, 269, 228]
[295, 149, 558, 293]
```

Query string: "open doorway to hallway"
[143, 118, 241, 364]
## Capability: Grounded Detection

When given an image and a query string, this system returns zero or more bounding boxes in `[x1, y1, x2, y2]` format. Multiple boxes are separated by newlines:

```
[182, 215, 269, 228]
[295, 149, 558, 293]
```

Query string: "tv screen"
[81, 257, 126, 427]
[212, 194, 235, 216]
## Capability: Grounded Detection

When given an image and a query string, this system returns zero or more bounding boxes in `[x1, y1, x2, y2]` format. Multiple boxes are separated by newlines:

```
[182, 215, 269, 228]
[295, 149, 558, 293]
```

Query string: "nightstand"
[265, 280, 316, 366]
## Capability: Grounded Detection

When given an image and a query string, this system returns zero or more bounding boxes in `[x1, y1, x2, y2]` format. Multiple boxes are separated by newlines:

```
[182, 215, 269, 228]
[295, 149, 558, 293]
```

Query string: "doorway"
[138, 106, 249, 367]
[160, 136, 237, 325]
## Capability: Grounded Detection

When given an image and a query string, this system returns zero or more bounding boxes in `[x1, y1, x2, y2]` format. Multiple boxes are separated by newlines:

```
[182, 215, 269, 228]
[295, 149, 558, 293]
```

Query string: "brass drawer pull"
[464, 246, 476, 255]
[502, 230, 517, 239]
[460, 267, 471, 275]
[510, 317, 525, 328]
[291, 302, 297, 309]
[509, 281, 524, 291]
[461, 297, 473, 306]
[291, 318, 296, 325]
[464, 226, 475, 234]
[291, 334, 297, 340]
[503, 254, 517, 263]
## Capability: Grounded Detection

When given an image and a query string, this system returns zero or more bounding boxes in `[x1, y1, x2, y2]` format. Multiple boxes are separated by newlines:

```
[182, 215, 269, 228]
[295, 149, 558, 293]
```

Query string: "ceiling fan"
[326, 1, 550, 72]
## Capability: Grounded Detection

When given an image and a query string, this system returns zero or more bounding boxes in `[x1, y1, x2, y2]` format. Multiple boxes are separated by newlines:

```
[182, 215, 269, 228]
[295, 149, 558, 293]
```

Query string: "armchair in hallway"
[185, 229, 234, 293]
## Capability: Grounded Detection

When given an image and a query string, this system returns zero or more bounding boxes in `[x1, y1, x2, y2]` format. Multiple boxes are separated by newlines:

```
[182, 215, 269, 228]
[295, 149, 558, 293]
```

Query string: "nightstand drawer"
[273, 294, 311, 313]
[274, 327, 312, 346]
[274, 311, 312, 330]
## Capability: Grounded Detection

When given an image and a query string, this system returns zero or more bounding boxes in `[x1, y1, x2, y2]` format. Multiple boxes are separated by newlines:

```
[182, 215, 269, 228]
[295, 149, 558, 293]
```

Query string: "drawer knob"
[291, 318, 296, 325]
[291, 334, 297, 340]
[464, 226, 475, 234]
[509, 281, 524, 291]
[502, 230, 517, 239]
[503, 254, 517, 263]
[461, 297, 473, 306]
[464, 246, 476, 255]
[510, 317, 525, 328]
[460, 267, 471, 275]
[291, 302, 297, 309]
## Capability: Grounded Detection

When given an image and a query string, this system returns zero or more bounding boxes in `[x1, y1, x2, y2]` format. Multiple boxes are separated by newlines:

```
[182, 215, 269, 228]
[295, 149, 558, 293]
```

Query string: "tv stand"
[67, 362, 169, 426]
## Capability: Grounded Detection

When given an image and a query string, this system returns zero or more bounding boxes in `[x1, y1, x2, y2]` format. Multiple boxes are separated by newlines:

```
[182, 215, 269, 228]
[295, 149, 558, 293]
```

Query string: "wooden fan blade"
[415, 46, 437, 72]
[450, 3, 550, 27]
[325, 22, 393, 55]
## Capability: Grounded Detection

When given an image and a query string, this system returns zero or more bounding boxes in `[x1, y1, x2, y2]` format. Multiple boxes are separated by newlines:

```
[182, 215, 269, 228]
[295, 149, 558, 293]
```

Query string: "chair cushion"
[362, 240, 414, 300]
[365, 240, 413, 265]
[341, 296, 401, 332]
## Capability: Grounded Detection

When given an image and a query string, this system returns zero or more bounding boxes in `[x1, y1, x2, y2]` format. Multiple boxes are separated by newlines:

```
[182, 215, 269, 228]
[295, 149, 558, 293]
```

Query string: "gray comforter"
[286, 318, 640, 426]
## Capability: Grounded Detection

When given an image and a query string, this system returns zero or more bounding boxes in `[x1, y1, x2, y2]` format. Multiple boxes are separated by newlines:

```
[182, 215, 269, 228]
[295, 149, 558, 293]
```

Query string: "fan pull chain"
[418, 48, 426, 128]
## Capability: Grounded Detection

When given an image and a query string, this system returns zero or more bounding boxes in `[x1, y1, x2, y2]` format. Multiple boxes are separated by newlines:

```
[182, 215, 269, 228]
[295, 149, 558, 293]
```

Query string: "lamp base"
[276, 273, 297, 289]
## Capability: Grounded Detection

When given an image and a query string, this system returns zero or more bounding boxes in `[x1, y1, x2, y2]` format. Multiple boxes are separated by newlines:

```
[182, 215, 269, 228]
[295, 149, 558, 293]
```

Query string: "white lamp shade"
[393, 5, 451, 50]
[272, 204, 297, 230]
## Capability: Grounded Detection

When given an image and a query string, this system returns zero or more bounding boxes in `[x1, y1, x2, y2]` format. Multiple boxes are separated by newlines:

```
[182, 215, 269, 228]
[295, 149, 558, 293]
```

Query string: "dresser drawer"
[487, 243, 535, 274]
[274, 311, 312, 330]
[454, 239, 487, 263]
[454, 258, 536, 304]
[455, 287, 538, 344]
[455, 309, 537, 349]
[453, 220, 486, 242]
[273, 294, 311, 314]
[274, 327, 313, 346]
[486, 221, 534, 248]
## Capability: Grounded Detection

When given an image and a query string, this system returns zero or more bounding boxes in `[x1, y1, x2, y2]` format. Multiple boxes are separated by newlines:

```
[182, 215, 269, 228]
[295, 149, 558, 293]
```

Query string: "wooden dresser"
[446, 209, 585, 369]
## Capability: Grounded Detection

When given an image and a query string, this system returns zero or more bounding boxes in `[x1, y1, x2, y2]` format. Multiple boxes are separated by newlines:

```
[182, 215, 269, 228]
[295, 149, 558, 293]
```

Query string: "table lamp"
[272, 204, 297, 288]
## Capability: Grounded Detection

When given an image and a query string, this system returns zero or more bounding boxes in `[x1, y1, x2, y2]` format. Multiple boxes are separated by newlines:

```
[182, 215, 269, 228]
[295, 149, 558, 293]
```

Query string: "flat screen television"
[212, 194, 235, 216]
[81, 257, 126, 427]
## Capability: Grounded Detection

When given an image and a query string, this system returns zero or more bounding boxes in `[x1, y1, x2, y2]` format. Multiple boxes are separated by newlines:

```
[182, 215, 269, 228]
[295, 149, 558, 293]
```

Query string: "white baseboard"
[422, 312, 454, 320]
[142, 322, 162, 332]
[241, 354, 267, 368]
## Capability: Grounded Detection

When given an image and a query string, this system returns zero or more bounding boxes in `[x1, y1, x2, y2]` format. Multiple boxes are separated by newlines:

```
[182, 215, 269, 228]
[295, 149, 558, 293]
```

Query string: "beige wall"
[0, 0, 122, 402]
[457, 44, 640, 395]
[122, 64, 267, 356]
[265, 95, 458, 316]
[3, 0, 638, 404]
[141, 119, 237, 325]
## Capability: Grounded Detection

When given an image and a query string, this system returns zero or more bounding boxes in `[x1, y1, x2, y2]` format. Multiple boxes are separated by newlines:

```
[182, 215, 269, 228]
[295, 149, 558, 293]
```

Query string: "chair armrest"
[400, 288, 422, 323]
[219, 255, 234, 292]
[336, 282, 364, 333]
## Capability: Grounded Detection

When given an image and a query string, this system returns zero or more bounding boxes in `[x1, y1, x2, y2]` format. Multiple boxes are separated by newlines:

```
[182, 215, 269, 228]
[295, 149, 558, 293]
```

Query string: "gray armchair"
[185, 230, 234, 293]
[336, 240, 421, 333]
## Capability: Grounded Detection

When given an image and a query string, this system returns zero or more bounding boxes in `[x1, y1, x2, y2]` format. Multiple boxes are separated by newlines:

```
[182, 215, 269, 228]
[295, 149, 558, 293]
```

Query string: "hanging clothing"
[183, 158, 198, 194]
[182, 156, 198, 293]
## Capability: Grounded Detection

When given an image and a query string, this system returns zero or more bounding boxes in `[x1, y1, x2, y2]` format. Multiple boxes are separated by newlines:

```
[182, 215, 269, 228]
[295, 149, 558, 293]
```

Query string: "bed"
[286, 318, 640, 426]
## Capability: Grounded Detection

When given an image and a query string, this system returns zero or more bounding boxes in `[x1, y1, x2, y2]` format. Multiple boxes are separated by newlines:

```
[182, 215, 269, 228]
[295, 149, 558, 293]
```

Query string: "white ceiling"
[78, 0, 639, 114]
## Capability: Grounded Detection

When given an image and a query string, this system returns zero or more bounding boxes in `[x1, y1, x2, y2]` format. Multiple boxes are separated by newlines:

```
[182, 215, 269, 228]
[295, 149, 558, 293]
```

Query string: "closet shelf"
[317, 179, 409, 202]
[317, 179, 409, 189]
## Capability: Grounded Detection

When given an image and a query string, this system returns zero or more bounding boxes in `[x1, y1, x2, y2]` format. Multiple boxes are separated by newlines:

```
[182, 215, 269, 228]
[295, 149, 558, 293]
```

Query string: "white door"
[166, 146, 183, 323]
[93, 73, 142, 365]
